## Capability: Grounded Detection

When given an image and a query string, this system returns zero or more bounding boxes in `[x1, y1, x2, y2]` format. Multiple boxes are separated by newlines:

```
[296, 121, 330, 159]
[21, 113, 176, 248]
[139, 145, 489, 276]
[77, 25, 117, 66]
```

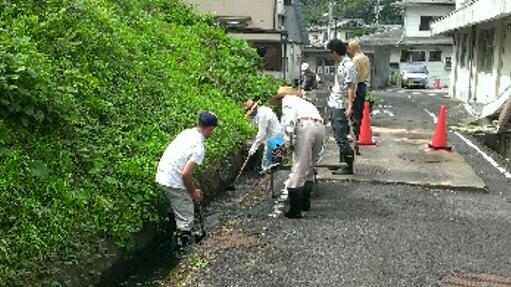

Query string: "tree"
[300, 0, 402, 26]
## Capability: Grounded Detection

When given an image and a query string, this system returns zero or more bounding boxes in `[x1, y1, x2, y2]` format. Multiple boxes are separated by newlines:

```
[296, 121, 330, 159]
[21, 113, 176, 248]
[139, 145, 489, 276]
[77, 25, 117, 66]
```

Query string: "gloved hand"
[284, 134, 294, 152]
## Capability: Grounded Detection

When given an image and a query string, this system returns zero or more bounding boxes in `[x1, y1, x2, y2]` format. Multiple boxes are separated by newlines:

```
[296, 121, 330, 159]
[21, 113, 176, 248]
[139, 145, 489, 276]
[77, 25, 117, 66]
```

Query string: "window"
[346, 31, 354, 40]
[419, 16, 433, 31]
[429, 51, 442, 62]
[389, 62, 400, 70]
[252, 42, 282, 71]
[284, 0, 292, 4]
[411, 51, 426, 62]
[400, 50, 411, 62]
[478, 29, 495, 73]
[445, 57, 452, 70]
[419, 16, 440, 31]
[401, 50, 426, 62]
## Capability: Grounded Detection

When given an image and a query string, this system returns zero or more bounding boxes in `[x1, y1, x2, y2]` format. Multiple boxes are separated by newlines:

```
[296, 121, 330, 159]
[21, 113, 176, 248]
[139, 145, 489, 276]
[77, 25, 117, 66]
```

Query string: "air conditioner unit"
[277, 0, 285, 16]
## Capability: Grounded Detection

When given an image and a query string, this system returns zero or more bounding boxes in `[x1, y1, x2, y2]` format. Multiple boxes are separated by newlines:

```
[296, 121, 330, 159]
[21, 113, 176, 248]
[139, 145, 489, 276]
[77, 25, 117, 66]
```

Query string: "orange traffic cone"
[434, 78, 441, 89]
[357, 101, 376, 145]
[428, 105, 452, 151]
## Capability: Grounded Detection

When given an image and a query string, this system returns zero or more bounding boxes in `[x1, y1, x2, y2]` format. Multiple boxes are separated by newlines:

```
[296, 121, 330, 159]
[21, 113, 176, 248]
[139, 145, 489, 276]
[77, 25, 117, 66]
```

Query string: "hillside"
[0, 0, 277, 285]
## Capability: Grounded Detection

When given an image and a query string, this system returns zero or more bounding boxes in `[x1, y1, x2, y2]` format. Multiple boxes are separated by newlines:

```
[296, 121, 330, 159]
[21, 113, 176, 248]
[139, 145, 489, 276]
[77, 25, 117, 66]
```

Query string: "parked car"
[401, 63, 428, 88]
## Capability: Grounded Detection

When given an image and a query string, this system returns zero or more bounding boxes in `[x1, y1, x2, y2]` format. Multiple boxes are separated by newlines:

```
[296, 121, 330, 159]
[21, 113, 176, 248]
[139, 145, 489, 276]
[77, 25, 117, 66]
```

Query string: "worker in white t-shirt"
[155, 111, 218, 250]
[243, 100, 285, 172]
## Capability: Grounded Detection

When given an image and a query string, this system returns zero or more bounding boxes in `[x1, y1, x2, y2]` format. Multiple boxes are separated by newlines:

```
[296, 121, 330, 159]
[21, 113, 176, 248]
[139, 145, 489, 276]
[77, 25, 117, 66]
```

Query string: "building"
[360, 0, 455, 89]
[303, 19, 366, 84]
[184, 0, 308, 81]
[307, 19, 365, 48]
[431, 0, 511, 131]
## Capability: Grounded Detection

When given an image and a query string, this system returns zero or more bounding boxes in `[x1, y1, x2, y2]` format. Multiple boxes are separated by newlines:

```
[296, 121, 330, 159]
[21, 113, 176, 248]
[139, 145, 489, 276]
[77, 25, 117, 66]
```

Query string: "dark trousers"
[352, 82, 367, 138]
[330, 108, 353, 154]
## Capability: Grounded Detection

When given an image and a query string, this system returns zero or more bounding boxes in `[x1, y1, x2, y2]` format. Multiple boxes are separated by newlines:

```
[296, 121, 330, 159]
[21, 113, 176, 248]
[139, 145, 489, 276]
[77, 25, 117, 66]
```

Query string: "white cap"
[301, 63, 309, 71]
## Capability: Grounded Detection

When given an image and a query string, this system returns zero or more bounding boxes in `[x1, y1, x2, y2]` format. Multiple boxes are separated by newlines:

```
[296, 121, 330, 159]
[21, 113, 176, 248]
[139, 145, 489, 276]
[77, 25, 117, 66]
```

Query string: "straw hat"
[243, 100, 259, 117]
[271, 86, 301, 106]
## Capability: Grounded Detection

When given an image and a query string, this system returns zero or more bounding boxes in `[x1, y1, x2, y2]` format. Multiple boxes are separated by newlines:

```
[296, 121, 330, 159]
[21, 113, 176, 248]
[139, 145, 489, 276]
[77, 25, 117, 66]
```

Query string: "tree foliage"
[300, 0, 403, 26]
[0, 0, 278, 285]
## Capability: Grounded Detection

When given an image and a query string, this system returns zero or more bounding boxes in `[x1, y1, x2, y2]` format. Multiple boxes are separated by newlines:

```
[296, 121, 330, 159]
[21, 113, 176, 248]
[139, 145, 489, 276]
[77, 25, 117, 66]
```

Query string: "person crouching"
[155, 111, 218, 250]
[243, 100, 285, 172]
[272, 86, 326, 218]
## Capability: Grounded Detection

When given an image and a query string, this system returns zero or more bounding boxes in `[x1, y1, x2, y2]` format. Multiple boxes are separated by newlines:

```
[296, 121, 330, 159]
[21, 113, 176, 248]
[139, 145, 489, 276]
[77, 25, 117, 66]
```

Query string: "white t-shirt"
[249, 106, 284, 154]
[328, 56, 357, 109]
[281, 96, 323, 135]
[155, 128, 205, 189]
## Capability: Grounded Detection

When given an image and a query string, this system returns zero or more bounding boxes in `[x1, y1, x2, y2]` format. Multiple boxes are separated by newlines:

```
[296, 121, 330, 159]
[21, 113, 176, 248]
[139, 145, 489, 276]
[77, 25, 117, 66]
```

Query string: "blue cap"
[198, 111, 218, 127]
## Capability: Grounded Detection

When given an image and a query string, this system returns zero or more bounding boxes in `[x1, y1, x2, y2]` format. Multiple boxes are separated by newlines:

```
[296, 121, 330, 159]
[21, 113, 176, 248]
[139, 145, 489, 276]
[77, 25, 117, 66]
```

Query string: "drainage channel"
[472, 132, 511, 161]
[114, 171, 268, 286]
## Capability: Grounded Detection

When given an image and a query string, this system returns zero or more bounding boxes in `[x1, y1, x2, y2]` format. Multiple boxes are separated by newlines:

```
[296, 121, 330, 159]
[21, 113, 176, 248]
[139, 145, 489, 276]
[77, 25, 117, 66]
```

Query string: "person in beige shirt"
[348, 40, 370, 155]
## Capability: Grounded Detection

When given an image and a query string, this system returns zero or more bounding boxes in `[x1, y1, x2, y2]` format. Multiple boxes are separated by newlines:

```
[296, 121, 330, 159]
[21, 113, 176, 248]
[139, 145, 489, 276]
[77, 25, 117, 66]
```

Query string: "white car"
[401, 63, 428, 89]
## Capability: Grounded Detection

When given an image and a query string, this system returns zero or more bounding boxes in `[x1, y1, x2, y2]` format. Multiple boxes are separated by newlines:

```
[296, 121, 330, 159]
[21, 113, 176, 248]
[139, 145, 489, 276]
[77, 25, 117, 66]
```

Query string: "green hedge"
[0, 0, 278, 285]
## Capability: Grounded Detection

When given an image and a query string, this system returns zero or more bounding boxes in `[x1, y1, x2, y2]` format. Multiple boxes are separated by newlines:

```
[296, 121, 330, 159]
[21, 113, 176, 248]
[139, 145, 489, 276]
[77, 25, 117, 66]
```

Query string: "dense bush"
[0, 0, 278, 285]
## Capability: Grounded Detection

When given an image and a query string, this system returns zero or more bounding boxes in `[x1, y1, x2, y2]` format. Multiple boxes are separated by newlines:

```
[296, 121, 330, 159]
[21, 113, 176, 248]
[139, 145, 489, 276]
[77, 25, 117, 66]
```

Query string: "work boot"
[303, 181, 313, 211]
[175, 230, 192, 252]
[285, 187, 304, 219]
[339, 149, 345, 163]
[336, 153, 354, 175]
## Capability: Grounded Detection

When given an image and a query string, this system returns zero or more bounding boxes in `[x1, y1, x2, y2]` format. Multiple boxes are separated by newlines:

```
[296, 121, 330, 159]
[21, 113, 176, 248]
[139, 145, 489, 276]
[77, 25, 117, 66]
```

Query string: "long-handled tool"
[196, 201, 206, 240]
[225, 153, 252, 191]
[234, 153, 252, 183]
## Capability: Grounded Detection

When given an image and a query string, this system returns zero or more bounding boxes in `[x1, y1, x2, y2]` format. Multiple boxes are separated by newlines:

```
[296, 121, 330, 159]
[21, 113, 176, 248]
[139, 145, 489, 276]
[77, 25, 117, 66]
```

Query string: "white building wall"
[497, 22, 511, 99]
[449, 19, 511, 104]
[451, 34, 471, 102]
[404, 5, 456, 37]
[286, 44, 303, 81]
[184, 0, 275, 30]
[390, 49, 401, 63]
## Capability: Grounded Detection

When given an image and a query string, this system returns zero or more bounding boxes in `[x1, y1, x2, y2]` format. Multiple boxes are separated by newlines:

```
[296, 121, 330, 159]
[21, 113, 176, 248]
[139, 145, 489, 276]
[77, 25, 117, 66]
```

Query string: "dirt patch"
[441, 273, 511, 286]
[399, 152, 449, 163]
[202, 232, 260, 253]
[392, 132, 431, 140]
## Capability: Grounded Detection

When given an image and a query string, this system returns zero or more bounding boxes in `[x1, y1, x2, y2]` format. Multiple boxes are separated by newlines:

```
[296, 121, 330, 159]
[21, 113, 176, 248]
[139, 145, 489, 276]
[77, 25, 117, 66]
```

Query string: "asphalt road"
[135, 89, 511, 287]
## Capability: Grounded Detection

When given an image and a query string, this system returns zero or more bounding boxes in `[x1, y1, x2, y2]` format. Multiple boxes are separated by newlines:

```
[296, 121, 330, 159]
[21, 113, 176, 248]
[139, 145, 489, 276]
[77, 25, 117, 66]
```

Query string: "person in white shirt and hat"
[155, 111, 218, 250]
[244, 100, 285, 172]
[272, 86, 326, 218]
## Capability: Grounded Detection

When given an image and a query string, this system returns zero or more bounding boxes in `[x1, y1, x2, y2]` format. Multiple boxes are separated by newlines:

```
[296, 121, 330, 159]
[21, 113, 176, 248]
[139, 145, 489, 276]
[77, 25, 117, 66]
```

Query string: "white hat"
[301, 63, 309, 71]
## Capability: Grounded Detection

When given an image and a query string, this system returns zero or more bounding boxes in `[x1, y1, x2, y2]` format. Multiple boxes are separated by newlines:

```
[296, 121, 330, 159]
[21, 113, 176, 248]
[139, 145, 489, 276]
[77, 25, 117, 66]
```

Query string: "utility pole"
[375, 0, 381, 26]
[327, 1, 334, 42]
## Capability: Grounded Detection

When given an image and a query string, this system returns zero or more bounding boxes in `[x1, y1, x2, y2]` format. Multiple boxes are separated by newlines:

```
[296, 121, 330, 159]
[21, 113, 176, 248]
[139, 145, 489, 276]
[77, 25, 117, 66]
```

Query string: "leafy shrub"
[0, 0, 278, 285]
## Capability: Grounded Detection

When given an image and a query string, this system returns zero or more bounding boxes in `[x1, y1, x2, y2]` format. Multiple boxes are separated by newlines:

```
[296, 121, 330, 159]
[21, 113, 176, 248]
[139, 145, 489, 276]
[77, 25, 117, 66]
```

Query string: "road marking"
[383, 110, 395, 117]
[423, 107, 511, 179]
[424, 108, 438, 123]
[408, 95, 411, 100]
[428, 93, 436, 97]
[464, 103, 478, 116]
